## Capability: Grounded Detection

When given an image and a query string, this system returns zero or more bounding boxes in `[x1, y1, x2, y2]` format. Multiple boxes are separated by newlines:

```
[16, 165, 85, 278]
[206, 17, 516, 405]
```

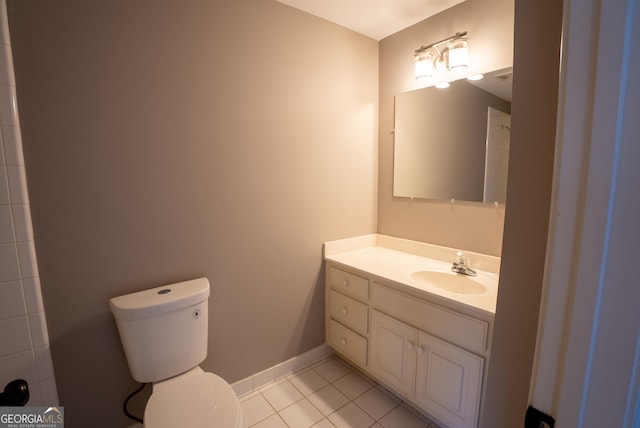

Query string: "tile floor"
[240, 356, 441, 428]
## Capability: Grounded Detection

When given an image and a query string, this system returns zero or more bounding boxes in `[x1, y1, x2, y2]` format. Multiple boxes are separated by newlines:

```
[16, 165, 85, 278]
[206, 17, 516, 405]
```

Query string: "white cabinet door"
[415, 331, 484, 428]
[369, 310, 417, 398]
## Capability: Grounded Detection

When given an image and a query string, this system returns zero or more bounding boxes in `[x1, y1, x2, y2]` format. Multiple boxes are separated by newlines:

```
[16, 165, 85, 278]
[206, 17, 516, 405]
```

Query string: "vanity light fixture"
[414, 31, 478, 87]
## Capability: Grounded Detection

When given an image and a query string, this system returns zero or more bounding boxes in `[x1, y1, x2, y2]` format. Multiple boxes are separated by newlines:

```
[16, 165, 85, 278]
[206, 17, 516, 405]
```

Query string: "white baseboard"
[230, 343, 333, 397]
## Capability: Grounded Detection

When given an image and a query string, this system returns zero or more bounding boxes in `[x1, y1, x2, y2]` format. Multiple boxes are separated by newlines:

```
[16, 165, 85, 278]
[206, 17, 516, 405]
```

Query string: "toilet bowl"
[110, 278, 245, 428]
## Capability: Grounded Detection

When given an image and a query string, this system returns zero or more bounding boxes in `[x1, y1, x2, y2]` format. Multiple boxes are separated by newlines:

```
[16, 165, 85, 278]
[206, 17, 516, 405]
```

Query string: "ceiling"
[275, 0, 466, 41]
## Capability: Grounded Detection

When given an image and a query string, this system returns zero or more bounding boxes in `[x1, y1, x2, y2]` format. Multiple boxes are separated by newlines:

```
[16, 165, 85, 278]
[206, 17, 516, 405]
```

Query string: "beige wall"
[480, 0, 562, 426]
[7, 0, 377, 426]
[378, 0, 514, 256]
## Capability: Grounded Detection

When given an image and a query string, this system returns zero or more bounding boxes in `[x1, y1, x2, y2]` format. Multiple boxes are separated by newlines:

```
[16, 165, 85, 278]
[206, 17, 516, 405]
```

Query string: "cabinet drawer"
[328, 319, 367, 367]
[371, 283, 488, 354]
[329, 290, 368, 335]
[329, 266, 369, 302]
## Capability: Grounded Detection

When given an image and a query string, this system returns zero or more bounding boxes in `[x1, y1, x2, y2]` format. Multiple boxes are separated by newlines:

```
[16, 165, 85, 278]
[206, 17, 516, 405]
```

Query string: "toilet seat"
[144, 367, 244, 428]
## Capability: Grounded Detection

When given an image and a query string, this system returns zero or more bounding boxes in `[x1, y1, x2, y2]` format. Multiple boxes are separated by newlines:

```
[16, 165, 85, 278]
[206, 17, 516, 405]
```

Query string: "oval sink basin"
[410, 270, 492, 295]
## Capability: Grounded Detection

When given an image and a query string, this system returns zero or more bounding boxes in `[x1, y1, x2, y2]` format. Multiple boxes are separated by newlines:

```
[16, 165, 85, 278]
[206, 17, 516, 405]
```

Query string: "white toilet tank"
[110, 278, 210, 383]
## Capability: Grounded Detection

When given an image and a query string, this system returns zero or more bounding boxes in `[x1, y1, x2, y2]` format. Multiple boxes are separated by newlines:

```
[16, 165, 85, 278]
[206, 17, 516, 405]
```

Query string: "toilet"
[110, 278, 245, 428]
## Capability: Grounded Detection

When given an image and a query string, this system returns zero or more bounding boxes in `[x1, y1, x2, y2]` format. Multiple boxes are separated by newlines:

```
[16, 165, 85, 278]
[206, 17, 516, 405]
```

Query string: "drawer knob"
[342, 279, 348, 287]
[341, 338, 347, 346]
[341, 307, 348, 315]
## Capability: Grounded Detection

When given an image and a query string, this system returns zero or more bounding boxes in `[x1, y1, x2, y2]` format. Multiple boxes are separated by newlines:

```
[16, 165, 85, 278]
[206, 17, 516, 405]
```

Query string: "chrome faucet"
[451, 251, 477, 276]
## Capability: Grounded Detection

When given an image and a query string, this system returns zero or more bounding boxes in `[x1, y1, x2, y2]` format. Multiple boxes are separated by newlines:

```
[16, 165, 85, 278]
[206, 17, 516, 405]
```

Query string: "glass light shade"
[447, 40, 468, 70]
[435, 81, 450, 89]
[467, 74, 484, 81]
[414, 52, 433, 80]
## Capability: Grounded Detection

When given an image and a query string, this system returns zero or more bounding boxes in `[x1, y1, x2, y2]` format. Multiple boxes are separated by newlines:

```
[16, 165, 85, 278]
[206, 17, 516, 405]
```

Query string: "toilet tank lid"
[110, 278, 210, 321]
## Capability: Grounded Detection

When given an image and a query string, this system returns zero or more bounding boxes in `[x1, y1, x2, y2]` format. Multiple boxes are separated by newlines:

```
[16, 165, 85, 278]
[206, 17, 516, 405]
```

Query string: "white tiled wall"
[0, 0, 58, 406]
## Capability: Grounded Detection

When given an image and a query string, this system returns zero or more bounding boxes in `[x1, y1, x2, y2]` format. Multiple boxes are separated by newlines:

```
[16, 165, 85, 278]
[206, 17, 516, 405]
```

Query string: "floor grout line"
[241, 355, 436, 428]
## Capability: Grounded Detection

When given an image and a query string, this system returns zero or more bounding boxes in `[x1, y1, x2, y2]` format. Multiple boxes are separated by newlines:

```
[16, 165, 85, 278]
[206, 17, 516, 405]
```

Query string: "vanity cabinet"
[326, 262, 491, 428]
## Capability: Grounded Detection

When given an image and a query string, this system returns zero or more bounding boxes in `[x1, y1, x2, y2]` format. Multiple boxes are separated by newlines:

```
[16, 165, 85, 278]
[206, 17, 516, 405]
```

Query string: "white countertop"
[324, 234, 500, 315]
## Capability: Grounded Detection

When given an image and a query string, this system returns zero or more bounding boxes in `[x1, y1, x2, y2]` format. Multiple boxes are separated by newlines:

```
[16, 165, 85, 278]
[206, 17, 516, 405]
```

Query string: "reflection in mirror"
[393, 68, 512, 203]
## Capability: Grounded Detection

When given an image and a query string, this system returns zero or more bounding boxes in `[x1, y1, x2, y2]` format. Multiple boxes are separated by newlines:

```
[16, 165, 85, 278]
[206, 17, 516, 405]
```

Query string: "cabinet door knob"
[407, 341, 414, 350]
[417, 346, 425, 355]
[342, 307, 348, 315]
[341, 338, 347, 346]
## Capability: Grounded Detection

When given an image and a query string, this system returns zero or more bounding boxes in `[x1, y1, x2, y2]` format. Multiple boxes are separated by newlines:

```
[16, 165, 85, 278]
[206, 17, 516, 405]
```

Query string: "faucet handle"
[455, 251, 466, 265]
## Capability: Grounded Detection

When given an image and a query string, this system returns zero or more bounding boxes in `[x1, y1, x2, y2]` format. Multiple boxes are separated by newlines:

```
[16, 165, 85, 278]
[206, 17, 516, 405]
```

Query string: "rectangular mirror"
[393, 67, 512, 203]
